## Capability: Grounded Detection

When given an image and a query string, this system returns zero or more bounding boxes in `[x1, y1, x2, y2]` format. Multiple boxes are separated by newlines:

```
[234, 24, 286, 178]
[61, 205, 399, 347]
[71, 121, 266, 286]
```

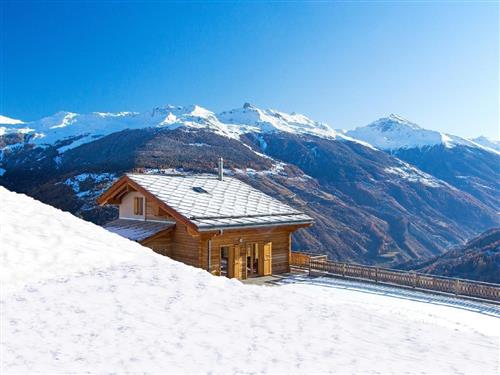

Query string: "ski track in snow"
[1, 187, 499, 374]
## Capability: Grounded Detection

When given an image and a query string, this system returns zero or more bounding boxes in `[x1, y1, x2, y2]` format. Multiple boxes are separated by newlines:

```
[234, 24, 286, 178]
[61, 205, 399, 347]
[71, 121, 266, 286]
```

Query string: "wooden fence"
[290, 252, 328, 268]
[290, 252, 500, 303]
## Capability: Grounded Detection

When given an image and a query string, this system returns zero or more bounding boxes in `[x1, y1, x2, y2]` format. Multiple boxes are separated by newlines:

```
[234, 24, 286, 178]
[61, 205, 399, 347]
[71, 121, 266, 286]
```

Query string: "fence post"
[342, 263, 346, 278]
[375, 267, 378, 283]
[455, 279, 460, 296]
[413, 272, 417, 288]
[308, 259, 312, 276]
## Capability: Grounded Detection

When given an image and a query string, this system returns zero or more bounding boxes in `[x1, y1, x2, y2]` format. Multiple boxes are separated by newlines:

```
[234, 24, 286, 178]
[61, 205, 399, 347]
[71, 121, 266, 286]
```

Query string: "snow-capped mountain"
[345, 115, 500, 210]
[0, 104, 344, 153]
[218, 102, 339, 138]
[1, 108, 497, 157]
[346, 114, 498, 154]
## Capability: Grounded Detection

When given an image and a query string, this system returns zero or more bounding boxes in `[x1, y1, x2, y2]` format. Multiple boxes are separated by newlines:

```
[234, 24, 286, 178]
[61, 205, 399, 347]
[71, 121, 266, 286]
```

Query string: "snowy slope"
[0, 115, 26, 136]
[347, 114, 500, 154]
[473, 136, 500, 152]
[218, 102, 339, 138]
[0, 106, 240, 151]
[1, 186, 498, 373]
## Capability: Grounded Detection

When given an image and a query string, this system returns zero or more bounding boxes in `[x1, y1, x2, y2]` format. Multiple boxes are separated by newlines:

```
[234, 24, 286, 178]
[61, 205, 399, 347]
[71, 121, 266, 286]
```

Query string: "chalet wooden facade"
[97, 171, 313, 280]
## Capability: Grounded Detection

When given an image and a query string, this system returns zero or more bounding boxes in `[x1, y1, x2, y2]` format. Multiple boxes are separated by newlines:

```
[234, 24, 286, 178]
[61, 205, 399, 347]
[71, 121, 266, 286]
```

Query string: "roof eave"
[97, 175, 128, 206]
[196, 219, 314, 233]
[99, 175, 200, 233]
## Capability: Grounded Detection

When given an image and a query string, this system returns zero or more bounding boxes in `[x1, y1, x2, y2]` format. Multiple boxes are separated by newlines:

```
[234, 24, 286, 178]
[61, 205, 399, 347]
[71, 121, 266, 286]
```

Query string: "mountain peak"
[347, 116, 444, 150]
[346, 116, 494, 152]
[151, 104, 215, 120]
[185, 104, 215, 118]
[388, 113, 413, 123]
[368, 114, 422, 132]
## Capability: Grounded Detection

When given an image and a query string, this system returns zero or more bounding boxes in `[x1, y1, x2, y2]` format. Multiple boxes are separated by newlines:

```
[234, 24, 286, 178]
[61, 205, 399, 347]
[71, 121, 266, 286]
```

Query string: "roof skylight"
[192, 186, 209, 194]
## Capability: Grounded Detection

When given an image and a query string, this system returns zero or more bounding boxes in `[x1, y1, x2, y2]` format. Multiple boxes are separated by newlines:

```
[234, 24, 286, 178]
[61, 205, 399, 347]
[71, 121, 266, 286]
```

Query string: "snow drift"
[1, 187, 498, 373]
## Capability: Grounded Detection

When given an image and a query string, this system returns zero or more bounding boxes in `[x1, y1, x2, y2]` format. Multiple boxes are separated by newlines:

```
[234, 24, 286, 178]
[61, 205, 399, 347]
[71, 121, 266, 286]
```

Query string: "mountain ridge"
[1, 106, 497, 155]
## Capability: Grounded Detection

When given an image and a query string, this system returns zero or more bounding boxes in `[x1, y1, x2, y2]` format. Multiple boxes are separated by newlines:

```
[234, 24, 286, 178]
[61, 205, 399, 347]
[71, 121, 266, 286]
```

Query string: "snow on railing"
[290, 252, 500, 303]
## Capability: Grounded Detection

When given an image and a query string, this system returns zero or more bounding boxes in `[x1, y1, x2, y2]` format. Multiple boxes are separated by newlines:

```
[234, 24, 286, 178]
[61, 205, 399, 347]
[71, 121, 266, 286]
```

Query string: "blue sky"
[1, 1, 498, 138]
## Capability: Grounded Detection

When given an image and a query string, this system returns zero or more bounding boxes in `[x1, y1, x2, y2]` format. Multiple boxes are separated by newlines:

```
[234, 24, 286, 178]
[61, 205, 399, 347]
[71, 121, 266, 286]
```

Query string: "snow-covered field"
[1, 186, 498, 374]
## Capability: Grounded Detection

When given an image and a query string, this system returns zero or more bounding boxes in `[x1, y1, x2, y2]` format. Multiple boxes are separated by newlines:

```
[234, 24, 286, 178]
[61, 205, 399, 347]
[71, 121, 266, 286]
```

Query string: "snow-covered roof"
[104, 219, 175, 242]
[126, 173, 313, 231]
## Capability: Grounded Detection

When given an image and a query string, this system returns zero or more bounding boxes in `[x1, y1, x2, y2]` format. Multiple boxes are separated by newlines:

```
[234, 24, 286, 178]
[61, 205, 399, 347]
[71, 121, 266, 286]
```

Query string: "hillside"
[393, 145, 500, 210]
[401, 228, 500, 283]
[1, 127, 497, 265]
[1, 186, 498, 373]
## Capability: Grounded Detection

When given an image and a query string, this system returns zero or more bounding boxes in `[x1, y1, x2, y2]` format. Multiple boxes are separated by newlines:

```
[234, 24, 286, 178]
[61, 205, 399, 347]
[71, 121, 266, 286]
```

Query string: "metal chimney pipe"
[218, 157, 224, 181]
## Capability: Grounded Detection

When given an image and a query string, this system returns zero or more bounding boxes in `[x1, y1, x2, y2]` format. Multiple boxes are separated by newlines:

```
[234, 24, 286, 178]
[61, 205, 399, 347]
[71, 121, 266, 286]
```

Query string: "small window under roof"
[192, 186, 209, 194]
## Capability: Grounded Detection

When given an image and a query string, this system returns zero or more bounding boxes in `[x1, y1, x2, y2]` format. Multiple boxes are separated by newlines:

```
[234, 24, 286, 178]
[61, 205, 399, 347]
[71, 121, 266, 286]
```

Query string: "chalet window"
[133, 197, 144, 215]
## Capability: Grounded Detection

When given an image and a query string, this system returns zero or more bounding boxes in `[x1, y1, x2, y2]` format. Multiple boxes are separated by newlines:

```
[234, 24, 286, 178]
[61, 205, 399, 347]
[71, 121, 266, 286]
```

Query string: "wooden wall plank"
[171, 223, 201, 267]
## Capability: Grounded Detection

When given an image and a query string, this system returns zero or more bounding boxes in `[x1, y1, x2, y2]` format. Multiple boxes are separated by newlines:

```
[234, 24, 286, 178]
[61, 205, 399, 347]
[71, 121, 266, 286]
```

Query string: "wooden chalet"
[97, 165, 313, 280]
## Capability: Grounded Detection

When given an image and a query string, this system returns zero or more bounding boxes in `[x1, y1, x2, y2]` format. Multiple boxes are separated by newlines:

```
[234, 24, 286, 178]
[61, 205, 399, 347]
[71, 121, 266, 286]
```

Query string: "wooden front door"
[228, 244, 244, 279]
[258, 242, 272, 276]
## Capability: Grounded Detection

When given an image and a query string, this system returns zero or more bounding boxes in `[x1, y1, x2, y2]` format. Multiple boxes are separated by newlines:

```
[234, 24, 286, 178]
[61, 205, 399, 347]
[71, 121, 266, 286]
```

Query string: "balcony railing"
[290, 251, 500, 303]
